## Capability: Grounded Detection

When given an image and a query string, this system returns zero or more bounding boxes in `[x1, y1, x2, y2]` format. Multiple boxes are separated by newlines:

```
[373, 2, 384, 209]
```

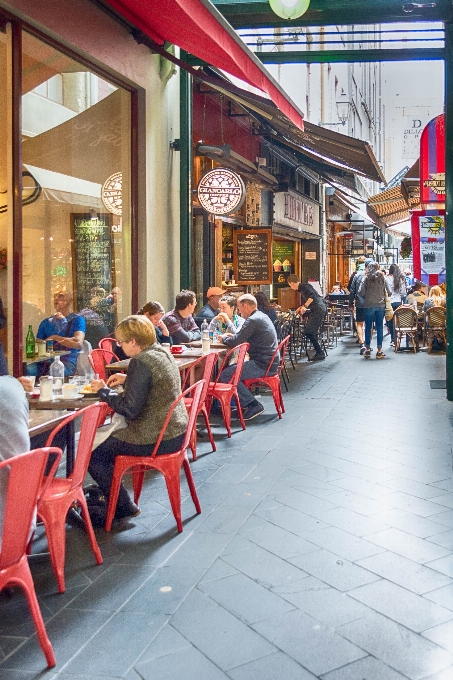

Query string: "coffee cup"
[62, 383, 78, 399]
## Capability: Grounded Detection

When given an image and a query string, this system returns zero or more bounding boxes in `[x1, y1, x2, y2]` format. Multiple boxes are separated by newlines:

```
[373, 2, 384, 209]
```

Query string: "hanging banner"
[411, 209, 445, 285]
[420, 115, 445, 204]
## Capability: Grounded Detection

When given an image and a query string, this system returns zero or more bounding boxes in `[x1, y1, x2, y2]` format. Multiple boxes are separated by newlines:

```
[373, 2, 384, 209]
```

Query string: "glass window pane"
[0, 26, 9, 374]
[21, 31, 131, 366]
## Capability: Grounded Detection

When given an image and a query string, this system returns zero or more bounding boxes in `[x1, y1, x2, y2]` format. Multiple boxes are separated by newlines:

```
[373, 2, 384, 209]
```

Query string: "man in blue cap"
[349, 257, 373, 354]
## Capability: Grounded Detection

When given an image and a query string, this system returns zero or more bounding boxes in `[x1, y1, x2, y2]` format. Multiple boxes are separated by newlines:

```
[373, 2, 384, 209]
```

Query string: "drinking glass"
[39, 376, 53, 401]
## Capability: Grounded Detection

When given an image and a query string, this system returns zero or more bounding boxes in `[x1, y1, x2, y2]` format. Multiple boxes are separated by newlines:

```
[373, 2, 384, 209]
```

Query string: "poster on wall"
[234, 229, 272, 285]
[71, 214, 113, 314]
[420, 241, 445, 276]
[419, 214, 445, 239]
[411, 209, 445, 285]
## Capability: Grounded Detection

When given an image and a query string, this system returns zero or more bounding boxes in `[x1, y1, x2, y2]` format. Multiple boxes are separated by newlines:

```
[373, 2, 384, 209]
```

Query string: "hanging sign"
[420, 115, 445, 204]
[197, 168, 245, 215]
[102, 172, 123, 215]
[411, 209, 445, 286]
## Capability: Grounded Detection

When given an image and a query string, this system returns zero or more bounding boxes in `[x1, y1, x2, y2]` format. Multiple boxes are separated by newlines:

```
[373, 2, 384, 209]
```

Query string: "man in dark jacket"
[219, 294, 278, 420]
[288, 274, 326, 361]
[195, 287, 223, 328]
[349, 257, 373, 354]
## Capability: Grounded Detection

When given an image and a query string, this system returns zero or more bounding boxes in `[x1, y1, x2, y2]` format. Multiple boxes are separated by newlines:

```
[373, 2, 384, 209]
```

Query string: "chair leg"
[218, 394, 232, 438]
[279, 384, 285, 414]
[182, 457, 201, 515]
[16, 558, 56, 667]
[233, 390, 246, 431]
[132, 467, 146, 505]
[161, 463, 184, 532]
[201, 405, 216, 452]
[189, 423, 197, 461]
[105, 462, 125, 532]
[271, 383, 282, 418]
[77, 492, 103, 566]
[39, 506, 68, 593]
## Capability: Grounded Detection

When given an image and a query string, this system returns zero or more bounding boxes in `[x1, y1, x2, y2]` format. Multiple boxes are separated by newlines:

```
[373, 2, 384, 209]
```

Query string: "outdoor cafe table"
[22, 350, 71, 373]
[105, 347, 227, 375]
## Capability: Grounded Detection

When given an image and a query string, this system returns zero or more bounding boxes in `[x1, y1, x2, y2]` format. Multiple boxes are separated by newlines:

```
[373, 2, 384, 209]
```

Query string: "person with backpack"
[349, 257, 373, 354]
[359, 261, 391, 360]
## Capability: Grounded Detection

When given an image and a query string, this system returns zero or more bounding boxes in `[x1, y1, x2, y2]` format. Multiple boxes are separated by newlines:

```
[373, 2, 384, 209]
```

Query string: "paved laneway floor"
[2, 336, 453, 679]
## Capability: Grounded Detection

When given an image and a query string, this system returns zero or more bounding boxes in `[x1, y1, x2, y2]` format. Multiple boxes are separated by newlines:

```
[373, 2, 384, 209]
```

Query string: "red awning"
[102, 0, 304, 130]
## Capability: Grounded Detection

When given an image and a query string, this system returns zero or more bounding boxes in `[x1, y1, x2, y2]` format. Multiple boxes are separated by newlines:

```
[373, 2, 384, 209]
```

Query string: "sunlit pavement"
[2, 334, 453, 679]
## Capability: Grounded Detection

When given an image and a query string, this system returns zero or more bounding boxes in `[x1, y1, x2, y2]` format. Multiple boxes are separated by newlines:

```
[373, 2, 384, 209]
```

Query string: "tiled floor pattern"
[1, 337, 453, 679]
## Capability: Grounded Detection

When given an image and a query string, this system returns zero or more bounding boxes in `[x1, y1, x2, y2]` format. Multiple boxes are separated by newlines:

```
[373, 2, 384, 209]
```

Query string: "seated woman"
[406, 281, 427, 312]
[88, 315, 188, 521]
[138, 301, 171, 344]
[209, 294, 244, 335]
[423, 285, 446, 312]
[254, 291, 277, 324]
[330, 282, 346, 294]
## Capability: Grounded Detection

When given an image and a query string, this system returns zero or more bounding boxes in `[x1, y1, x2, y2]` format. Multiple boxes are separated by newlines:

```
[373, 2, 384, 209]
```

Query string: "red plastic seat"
[88, 348, 120, 382]
[243, 335, 290, 419]
[205, 343, 249, 438]
[99, 336, 119, 353]
[0, 447, 62, 668]
[38, 403, 108, 593]
[181, 352, 218, 460]
[105, 380, 205, 533]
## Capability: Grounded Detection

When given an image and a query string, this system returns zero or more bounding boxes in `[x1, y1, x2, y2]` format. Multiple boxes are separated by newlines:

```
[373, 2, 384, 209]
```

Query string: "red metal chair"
[88, 348, 120, 382]
[205, 343, 249, 438]
[99, 336, 119, 353]
[181, 352, 218, 460]
[0, 447, 62, 668]
[105, 380, 205, 533]
[38, 403, 108, 593]
[243, 335, 291, 419]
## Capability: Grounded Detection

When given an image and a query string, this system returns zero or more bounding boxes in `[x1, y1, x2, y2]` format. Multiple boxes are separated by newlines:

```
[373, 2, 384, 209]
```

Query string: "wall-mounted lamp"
[319, 93, 351, 127]
[325, 186, 336, 196]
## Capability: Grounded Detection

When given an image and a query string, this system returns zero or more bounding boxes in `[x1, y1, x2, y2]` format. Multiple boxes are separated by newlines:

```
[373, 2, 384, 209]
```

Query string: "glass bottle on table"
[25, 325, 35, 359]
[201, 319, 210, 354]
[50, 355, 64, 397]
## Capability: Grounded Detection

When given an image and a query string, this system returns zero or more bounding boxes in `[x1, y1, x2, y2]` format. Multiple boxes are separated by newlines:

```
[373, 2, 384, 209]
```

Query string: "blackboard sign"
[71, 214, 113, 311]
[234, 229, 272, 285]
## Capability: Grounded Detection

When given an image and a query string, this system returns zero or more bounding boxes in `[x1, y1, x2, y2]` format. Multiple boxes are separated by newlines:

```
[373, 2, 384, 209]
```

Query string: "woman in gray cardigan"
[89, 315, 188, 521]
[359, 262, 391, 359]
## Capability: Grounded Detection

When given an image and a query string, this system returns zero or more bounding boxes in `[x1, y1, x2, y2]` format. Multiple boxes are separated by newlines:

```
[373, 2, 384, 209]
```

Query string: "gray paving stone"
[289, 461, 346, 482]
[269, 483, 338, 514]
[221, 545, 309, 589]
[426, 555, 453, 578]
[383, 492, 452, 518]
[337, 611, 453, 679]
[430, 511, 453, 528]
[255, 504, 330, 536]
[363, 528, 452, 564]
[420, 667, 453, 680]
[199, 573, 295, 624]
[349, 579, 453, 632]
[136, 645, 229, 680]
[427, 530, 453, 549]
[428, 494, 453, 510]
[356, 550, 453, 594]
[289, 549, 380, 591]
[279, 468, 343, 497]
[318, 489, 391, 516]
[239, 517, 321, 559]
[227, 651, 317, 680]
[136, 623, 191, 662]
[278, 583, 373, 627]
[170, 600, 276, 670]
[423, 583, 453, 611]
[320, 656, 409, 680]
[422, 620, 453, 652]
[300, 526, 386, 561]
[311, 507, 390, 537]
[380, 478, 452, 500]
[369, 508, 450, 539]
[252, 609, 367, 676]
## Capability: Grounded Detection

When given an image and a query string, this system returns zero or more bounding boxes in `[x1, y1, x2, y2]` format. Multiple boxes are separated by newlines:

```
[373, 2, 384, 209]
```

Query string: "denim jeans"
[219, 359, 269, 408]
[364, 307, 385, 349]
[387, 301, 402, 341]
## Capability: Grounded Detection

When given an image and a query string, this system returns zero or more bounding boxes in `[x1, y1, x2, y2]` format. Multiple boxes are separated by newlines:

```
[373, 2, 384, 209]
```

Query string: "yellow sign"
[423, 172, 445, 195]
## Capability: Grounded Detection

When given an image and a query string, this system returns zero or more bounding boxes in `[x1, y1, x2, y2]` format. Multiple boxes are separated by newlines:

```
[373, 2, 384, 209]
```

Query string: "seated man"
[218, 294, 279, 421]
[162, 290, 201, 344]
[195, 287, 223, 327]
[27, 290, 86, 377]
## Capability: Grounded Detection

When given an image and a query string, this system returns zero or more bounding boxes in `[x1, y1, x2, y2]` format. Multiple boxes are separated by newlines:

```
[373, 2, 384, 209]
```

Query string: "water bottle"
[25, 325, 35, 359]
[201, 319, 210, 355]
[50, 355, 64, 397]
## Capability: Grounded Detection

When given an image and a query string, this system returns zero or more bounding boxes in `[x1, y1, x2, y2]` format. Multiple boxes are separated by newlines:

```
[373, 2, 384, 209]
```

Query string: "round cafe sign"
[197, 168, 245, 215]
[102, 172, 122, 216]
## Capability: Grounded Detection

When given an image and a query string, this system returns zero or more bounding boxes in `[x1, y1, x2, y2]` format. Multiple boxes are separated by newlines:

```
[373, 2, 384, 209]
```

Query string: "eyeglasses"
[117, 339, 130, 346]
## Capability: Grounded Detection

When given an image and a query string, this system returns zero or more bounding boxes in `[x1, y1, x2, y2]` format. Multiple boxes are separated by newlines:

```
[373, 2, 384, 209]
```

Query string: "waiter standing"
[288, 274, 326, 361]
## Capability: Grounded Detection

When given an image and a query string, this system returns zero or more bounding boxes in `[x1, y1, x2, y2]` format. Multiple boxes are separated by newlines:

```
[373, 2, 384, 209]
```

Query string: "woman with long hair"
[386, 264, 407, 346]
[358, 261, 390, 359]
[209, 294, 244, 335]
[423, 285, 446, 312]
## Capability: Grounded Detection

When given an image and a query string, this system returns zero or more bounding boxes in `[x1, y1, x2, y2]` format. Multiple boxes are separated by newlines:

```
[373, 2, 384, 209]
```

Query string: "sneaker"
[390, 341, 395, 347]
[359, 344, 366, 355]
[376, 350, 386, 359]
[243, 402, 265, 421]
[364, 348, 371, 359]
[308, 352, 325, 362]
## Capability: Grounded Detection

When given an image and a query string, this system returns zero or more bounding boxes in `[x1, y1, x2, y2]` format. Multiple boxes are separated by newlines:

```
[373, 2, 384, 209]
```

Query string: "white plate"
[54, 394, 85, 400]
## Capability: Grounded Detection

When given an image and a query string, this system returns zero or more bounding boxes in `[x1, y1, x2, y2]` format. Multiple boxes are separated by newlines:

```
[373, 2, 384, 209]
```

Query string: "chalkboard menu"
[71, 214, 113, 311]
[233, 229, 272, 285]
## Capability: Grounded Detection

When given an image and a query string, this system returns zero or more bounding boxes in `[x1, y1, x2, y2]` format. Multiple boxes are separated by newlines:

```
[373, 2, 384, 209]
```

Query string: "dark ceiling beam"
[212, 0, 452, 29]
[254, 48, 445, 64]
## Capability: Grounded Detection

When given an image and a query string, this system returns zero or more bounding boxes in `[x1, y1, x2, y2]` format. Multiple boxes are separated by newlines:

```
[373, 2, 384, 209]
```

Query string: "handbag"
[385, 292, 394, 321]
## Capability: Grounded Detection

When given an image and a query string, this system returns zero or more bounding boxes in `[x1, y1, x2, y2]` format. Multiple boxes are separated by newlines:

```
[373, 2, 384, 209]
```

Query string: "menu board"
[71, 214, 113, 311]
[234, 229, 272, 285]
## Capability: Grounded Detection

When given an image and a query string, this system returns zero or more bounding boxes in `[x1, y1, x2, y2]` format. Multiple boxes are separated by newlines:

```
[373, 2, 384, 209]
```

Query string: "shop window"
[0, 27, 10, 371]
[21, 31, 132, 346]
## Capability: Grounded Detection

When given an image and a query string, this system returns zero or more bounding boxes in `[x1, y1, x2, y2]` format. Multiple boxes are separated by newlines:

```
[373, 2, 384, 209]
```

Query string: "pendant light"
[269, 0, 310, 20]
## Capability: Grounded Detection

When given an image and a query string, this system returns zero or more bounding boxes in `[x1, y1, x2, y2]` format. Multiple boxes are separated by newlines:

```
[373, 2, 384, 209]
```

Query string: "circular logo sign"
[197, 168, 245, 215]
[102, 172, 122, 216]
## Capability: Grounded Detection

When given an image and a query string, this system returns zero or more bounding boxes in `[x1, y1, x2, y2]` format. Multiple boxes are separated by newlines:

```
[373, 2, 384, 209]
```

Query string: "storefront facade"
[0, 0, 181, 374]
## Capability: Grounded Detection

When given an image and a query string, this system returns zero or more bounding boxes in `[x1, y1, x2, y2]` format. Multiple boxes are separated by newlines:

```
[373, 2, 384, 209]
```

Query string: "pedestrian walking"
[359, 261, 391, 359]
[349, 257, 373, 354]
[386, 264, 407, 347]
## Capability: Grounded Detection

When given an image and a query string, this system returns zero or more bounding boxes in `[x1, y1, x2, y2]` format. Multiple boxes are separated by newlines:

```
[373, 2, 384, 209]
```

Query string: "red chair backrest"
[181, 352, 217, 404]
[150, 380, 205, 458]
[99, 336, 119, 353]
[45, 403, 108, 490]
[263, 335, 290, 378]
[89, 348, 119, 381]
[213, 343, 249, 388]
[0, 447, 61, 569]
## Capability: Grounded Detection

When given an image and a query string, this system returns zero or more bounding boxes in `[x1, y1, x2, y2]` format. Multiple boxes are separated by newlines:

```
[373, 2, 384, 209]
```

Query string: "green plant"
[400, 236, 412, 259]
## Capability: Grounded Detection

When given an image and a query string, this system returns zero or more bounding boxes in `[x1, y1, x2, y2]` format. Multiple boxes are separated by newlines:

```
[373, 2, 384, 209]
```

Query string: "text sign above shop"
[274, 191, 320, 236]
[197, 168, 246, 215]
[233, 229, 272, 285]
